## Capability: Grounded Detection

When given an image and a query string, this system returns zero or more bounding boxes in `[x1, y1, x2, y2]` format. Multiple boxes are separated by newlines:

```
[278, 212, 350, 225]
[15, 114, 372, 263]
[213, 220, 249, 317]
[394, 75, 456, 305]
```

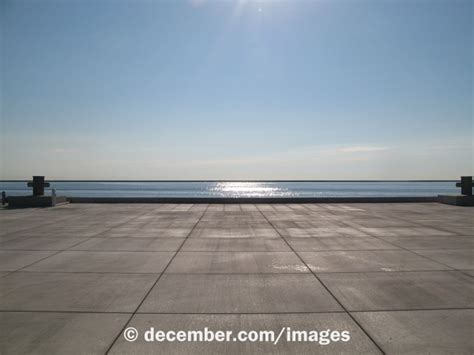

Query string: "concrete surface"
[0, 202, 472, 354]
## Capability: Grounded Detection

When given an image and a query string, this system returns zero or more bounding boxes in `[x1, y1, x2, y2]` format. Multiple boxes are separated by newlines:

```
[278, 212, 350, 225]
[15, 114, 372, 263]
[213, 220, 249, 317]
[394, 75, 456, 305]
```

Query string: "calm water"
[0, 181, 458, 198]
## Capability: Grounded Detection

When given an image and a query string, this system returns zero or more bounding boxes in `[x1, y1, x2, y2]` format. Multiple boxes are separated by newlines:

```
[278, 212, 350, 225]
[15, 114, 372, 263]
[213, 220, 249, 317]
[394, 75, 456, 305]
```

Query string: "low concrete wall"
[67, 196, 439, 204]
[438, 195, 474, 206]
[8, 196, 68, 207]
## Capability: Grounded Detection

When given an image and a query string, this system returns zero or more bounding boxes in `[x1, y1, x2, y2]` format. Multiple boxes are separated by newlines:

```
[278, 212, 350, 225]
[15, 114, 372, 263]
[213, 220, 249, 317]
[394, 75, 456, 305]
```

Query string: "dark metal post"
[33, 176, 45, 196]
[1, 191, 5, 205]
[459, 176, 473, 196]
[51, 188, 56, 206]
[456, 176, 473, 196]
[27, 176, 50, 196]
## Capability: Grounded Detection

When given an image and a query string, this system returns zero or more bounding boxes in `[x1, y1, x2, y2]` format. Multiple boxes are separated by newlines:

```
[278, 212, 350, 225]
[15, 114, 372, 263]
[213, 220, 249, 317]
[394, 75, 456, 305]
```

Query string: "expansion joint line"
[11, 209, 153, 275]
[104, 203, 210, 354]
[256, 204, 386, 355]
[332, 210, 460, 273]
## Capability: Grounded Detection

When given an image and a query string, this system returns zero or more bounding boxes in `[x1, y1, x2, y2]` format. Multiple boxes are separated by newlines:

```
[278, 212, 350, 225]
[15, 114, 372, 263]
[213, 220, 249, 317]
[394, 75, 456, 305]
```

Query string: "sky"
[1, 0, 472, 180]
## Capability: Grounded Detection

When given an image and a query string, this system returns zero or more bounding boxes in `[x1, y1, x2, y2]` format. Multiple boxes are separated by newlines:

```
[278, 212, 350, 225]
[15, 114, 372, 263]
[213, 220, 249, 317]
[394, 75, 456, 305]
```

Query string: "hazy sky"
[1, 0, 472, 180]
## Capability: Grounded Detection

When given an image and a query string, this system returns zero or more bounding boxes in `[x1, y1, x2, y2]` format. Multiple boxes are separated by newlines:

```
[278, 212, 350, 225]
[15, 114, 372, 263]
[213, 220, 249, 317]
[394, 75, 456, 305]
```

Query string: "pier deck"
[0, 203, 473, 354]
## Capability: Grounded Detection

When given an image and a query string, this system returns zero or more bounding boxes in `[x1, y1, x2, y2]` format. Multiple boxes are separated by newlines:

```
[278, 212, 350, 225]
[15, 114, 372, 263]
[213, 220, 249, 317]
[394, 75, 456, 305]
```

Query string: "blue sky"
[1, 0, 472, 179]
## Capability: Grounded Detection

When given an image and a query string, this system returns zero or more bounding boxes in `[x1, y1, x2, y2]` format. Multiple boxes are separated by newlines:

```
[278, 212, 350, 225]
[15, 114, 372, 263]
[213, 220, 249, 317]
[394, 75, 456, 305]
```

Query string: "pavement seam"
[385, 209, 469, 236]
[256, 205, 387, 355]
[1, 308, 473, 315]
[10, 210, 153, 274]
[346, 226, 463, 272]
[8, 269, 464, 275]
[104, 203, 209, 355]
[325, 210, 463, 273]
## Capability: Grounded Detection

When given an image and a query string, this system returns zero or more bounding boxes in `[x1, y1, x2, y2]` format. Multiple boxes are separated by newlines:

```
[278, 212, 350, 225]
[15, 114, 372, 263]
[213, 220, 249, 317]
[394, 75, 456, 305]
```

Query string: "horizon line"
[0, 179, 460, 183]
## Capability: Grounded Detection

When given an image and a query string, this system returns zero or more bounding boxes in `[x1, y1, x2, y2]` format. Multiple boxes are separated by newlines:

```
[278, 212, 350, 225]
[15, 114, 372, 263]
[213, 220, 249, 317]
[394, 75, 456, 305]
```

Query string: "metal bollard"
[51, 189, 56, 206]
[456, 176, 473, 196]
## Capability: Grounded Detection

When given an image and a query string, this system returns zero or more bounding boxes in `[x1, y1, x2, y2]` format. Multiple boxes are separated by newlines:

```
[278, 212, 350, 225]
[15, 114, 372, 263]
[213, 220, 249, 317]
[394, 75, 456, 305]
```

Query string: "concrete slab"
[0, 272, 157, 312]
[3, 228, 108, 238]
[196, 221, 273, 229]
[277, 227, 370, 238]
[379, 236, 474, 250]
[190, 228, 280, 238]
[98, 228, 192, 238]
[23, 251, 175, 273]
[300, 250, 449, 273]
[319, 271, 474, 311]
[0, 234, 28, 243]
[139, 274, 342, 313]
[70, 237, 185, 251]
[109, 313, 382, 354]
[167, 252, 308, 273]
[413, 249, 474, 270]
[271, 220, 345, 228]
[0, 202, 472, 353]
[0, 236, 88, 250]
[352, 310, 474, 354]
[240, 204, 259, 211]
[171, 204, 194, 211]
[199, 212, 267, 218]
[343, 219, 420, 228]
[223, 204, 242, 212]
[441, 226, 473, 235]
[286, 237, 399, 251]
[181, 238, 291, 251]
[145, 220, 199, 227]
[0, 250, 57, 271]
[0, 312, 130, 355]
[359, 227, 455, 237]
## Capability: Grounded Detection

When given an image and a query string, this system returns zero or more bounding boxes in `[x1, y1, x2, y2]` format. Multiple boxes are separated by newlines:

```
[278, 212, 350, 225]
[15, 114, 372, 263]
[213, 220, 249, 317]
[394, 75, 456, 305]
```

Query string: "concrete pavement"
[0, 203, 472, 354]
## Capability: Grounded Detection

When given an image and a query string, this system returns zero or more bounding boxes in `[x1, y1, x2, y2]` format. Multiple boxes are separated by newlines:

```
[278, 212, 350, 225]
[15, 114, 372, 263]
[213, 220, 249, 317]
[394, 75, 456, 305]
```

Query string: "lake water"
[0, 181, 458, 198]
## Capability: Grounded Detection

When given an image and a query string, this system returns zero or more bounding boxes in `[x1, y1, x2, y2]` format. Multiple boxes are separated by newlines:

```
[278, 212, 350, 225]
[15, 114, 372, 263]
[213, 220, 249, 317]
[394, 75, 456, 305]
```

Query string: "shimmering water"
[0, 181, 458, 198]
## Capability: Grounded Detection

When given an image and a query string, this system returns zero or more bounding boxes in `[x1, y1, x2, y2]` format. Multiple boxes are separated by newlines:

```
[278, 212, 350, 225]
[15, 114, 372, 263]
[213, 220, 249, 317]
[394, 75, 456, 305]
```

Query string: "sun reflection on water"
[210, 182, 295, 198]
